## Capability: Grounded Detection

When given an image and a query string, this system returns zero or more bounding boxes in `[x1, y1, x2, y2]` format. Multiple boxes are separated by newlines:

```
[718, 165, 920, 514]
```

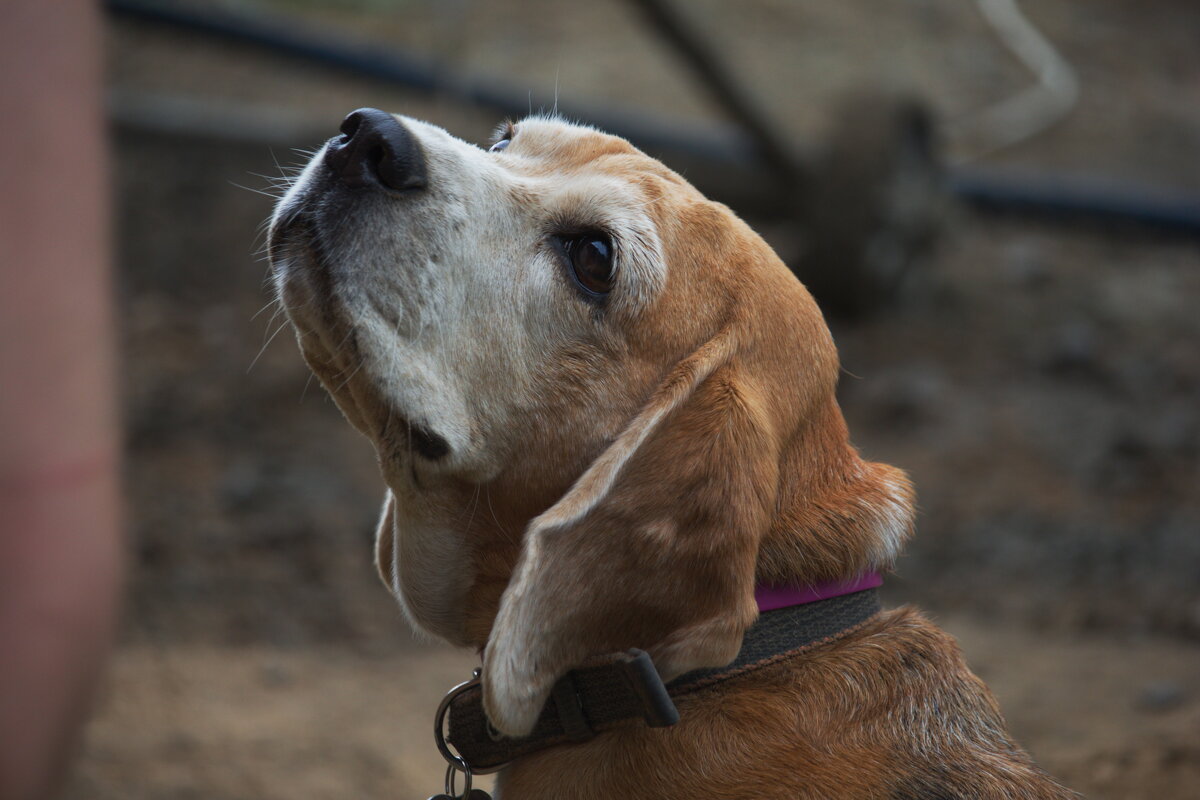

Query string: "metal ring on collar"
[434, 669, 481, 773]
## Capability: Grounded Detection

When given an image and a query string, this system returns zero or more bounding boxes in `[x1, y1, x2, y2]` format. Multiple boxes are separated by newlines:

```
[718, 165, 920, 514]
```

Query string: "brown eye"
[561, 234, 615, 297]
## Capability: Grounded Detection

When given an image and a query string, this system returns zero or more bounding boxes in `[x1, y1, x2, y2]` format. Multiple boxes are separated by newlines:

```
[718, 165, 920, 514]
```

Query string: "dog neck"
[445, 584, 884, 773]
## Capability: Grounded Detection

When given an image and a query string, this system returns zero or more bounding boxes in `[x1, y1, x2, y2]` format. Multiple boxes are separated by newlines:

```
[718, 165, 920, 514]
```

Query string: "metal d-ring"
[443, 761, 472, 799]
[433, 667, 510, 778]
[434, 668, 480, 768]
[434, 667, 500, 797]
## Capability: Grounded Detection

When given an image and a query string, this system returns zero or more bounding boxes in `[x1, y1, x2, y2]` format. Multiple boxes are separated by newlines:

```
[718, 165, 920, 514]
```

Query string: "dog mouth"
[269, 208, 453, 465]
[380, 414, 451, 462]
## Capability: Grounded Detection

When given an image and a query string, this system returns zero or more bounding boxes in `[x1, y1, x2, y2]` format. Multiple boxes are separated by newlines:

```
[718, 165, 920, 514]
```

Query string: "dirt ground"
[66, 617, 1200, 800]
[66, 1, 1199, 798]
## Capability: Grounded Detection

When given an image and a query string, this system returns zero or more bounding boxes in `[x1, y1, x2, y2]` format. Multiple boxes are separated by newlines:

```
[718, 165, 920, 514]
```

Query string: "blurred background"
[70, 0, 1198, 797]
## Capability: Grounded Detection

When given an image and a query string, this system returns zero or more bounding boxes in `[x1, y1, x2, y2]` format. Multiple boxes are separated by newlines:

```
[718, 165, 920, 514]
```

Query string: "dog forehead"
[509, 119, 750, 256]
[507, 117, 683, 188]
[511, 117, 635, 161]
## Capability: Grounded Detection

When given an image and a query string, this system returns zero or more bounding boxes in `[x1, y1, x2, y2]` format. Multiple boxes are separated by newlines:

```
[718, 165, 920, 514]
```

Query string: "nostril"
[324, 108, 427, 193]
[338, 111, 364, 140]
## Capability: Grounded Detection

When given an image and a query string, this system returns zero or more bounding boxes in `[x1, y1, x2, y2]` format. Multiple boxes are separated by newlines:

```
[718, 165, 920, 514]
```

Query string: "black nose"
[324, 108, 427, 192]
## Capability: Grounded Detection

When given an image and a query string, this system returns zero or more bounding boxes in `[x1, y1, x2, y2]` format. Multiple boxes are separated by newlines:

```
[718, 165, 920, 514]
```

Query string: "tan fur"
[269, 114, 1076, 798]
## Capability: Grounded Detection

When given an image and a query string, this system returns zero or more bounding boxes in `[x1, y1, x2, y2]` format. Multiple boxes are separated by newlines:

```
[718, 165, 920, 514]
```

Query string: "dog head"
[268, 109, 914, 735]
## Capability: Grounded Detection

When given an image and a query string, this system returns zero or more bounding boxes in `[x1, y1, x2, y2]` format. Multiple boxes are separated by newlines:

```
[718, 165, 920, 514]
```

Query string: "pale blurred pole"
[0, 2, 124, 799]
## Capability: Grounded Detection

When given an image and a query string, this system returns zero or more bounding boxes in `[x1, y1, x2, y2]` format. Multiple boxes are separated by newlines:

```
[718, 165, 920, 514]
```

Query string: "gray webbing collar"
[445, 587, 882, 772]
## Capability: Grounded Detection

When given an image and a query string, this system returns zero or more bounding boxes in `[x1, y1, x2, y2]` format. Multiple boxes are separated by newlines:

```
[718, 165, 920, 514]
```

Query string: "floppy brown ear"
[482, 327, 783, 735]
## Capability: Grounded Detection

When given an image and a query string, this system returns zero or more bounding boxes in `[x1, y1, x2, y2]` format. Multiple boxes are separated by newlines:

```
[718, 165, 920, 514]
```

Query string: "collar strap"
[754, 571, 882, 611]
[447, 585, 882, 772]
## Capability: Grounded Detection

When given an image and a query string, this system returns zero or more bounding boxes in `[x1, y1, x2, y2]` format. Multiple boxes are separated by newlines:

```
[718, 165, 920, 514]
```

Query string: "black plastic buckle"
[550, 671, 594, 742]
[620, 649, 680, 728]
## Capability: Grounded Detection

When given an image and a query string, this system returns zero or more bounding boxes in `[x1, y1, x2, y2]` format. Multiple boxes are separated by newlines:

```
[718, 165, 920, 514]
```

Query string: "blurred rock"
[856, 363, 950, 427]
[1043, 320, 1104, 379]
[220, 457, 266, 511]
[259, 663, 295, 689]
[1136, 682, 1186, 713]
[1003, 239, 1051, 289]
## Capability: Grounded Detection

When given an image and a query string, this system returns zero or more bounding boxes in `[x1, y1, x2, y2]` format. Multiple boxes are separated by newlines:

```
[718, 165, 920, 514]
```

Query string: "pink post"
[0, 3, 123, 798]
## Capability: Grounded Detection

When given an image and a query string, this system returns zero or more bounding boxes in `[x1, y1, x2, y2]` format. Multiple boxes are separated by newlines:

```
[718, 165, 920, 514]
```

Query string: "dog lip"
[270, 210, 337, 304]
[267, 202, 319, 268]
[410, 423, 451, 460]
[382, 413, 451, 461]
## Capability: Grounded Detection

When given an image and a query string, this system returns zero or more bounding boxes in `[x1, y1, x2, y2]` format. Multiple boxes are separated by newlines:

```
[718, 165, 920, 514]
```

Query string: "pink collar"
[754, 572, 882, 612]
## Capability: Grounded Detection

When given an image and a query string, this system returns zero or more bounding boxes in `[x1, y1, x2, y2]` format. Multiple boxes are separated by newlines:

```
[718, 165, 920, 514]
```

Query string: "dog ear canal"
[481, 327, 778, 737]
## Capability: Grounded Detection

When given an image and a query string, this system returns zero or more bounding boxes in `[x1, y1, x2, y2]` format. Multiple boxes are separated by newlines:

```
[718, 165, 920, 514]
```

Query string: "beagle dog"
[268, 109, 1077, 799]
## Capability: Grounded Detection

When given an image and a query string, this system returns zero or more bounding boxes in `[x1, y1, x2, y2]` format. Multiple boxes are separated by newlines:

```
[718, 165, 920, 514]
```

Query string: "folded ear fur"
[483, 325, 780, 735]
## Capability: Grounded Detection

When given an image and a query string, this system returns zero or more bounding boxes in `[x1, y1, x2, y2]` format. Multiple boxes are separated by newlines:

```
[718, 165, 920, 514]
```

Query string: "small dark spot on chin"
[411, 423, 451, 460]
